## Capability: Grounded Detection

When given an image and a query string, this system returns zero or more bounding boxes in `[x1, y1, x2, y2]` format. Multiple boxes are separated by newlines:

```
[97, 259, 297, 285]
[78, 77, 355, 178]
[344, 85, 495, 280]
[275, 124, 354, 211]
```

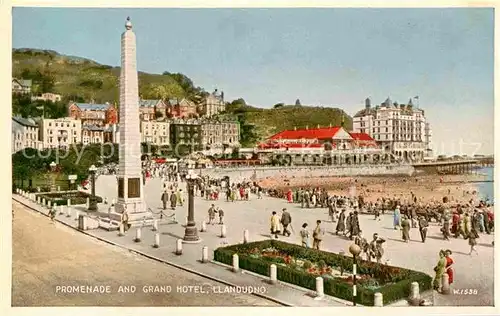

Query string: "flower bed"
[214, 240, 432, 306]
[38, 191, 103, 206]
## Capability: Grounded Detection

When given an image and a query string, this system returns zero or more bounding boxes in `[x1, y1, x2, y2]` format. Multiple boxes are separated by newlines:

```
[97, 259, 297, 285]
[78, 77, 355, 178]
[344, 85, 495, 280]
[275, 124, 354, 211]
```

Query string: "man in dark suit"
[280, 208, 292, 237]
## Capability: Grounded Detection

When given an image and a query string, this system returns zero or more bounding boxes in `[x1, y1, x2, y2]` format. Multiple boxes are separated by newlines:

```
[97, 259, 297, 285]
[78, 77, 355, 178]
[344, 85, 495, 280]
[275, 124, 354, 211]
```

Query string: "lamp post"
[49, 161, 57, 192]
[349, 243, 362, 306]
[88, 164, 98, 211]
[183, 169, 200, 243]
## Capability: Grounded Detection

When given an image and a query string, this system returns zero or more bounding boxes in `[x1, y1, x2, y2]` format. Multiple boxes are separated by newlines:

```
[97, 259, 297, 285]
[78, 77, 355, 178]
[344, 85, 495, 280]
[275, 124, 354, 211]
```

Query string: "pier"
[412, 160, 478, 174]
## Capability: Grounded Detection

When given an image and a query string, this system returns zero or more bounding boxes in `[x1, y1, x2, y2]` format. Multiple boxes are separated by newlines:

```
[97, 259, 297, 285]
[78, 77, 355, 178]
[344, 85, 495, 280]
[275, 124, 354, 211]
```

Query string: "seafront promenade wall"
[198, 164, 415, 182]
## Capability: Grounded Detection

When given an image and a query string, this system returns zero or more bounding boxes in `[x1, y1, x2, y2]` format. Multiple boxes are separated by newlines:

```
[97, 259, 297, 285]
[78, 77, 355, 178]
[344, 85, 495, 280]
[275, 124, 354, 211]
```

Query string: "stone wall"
[198, 164, 415, 183]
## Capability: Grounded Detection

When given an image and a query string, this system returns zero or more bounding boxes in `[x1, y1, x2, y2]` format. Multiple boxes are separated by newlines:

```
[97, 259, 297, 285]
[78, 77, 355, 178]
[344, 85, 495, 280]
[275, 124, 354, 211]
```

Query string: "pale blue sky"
[12, 8, 494, 155]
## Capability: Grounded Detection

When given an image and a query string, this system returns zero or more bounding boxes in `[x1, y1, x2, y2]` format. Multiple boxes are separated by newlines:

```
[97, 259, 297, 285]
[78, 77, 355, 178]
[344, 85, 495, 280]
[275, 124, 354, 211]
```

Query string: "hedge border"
[214, 240, 432, 306]
[37, 191, 103, 206]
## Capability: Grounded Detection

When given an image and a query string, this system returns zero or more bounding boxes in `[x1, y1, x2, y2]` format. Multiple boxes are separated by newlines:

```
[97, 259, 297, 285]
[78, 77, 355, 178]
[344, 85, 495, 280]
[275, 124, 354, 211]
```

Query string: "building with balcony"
[12, 117, 41, 153]
[257, 125, 382, 165]
[38, 118, 82, 149]
[68, 102, 118, 127]
[12, 78, 32, 94]
[199, 89, 225, 117]
[166, 98, 198, 119]
[139, 99, 168, 121]
[32, 93, 62, 103]
[169, 119, 202, 155]
[140, 120, 170, 146]
[82, 125, 105, 145]
[352, 97, 432, 161]
[200, 119, 240, 151]
[103, 124, 120, 144]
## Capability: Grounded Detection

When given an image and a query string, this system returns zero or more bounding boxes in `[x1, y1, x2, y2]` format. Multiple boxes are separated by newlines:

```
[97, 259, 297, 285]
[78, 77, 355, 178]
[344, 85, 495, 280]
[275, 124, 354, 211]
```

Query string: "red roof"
[269, 126, 341, 140]
[349, 132, 375, 141]
[257, 143, 326, 149]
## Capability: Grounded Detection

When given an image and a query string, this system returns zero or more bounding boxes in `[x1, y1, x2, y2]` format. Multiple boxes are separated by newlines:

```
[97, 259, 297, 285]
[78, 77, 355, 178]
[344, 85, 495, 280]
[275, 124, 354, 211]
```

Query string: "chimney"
[306, 125, 308, 130]
[294, 126, 297, 131]
[317, 124, 320, 129]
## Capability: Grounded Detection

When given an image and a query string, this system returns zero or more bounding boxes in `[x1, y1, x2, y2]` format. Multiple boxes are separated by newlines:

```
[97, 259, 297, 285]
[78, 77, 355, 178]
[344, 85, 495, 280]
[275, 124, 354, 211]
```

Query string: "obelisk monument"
[114, 17, 149, 219]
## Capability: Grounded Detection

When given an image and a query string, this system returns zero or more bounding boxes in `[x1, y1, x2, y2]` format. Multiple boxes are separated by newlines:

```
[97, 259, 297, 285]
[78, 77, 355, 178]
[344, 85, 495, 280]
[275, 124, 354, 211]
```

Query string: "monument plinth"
[113, 17, 151, 222]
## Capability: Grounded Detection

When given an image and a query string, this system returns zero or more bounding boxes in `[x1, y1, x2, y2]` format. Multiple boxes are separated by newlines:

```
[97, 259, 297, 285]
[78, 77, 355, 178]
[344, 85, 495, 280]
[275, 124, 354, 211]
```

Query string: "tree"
[155, 110, 164, 119]
[273, 103, 284, 109]
[295, 99, 301, 106]
[149, 83, 184, 100]
[231, 147, 240, 159]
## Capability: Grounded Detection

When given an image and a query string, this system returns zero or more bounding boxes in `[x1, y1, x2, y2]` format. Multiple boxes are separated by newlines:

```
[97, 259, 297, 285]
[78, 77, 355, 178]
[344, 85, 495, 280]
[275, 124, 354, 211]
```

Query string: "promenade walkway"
[14, 174, 495, 306]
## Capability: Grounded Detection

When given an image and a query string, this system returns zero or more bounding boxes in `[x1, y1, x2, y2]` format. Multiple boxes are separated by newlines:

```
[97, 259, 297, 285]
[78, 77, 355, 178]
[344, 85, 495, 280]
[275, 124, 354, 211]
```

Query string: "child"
[467, 229, 479, 255]
[49, 206, 56, 222]
[300, 223, 310, 248]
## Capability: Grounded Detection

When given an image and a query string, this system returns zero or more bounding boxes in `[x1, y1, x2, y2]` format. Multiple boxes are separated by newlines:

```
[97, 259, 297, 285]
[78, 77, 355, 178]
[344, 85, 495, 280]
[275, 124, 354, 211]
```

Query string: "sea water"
[476, 167, 494, 203]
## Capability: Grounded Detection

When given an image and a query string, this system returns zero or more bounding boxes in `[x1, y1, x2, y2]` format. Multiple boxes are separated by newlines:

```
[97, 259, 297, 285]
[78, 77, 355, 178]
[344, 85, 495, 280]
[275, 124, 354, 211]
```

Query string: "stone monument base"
[97, 210, 154, 229]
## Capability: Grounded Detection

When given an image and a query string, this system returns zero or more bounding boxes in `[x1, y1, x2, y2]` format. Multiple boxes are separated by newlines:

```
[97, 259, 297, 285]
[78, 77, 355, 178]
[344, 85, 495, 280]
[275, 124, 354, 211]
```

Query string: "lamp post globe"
[349, 243, 361, 307]
[183, 169, 200, 243]
[49, 161, 57, 171]
[88, 164, 98, 211]
[349, 243, 361, 257]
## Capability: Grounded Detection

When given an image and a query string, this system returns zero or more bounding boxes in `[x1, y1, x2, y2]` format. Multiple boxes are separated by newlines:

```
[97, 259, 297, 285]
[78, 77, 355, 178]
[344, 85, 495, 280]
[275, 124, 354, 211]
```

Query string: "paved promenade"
[16, 174, 495, 306]
[12, 201, 279, 307]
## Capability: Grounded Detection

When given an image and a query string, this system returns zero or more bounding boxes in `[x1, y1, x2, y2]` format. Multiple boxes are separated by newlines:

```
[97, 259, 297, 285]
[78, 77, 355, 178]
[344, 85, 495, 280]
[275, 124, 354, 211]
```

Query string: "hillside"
[12, 48, 202, 103]
[12, 48, 352, 147]
[223, 101, 352, 146]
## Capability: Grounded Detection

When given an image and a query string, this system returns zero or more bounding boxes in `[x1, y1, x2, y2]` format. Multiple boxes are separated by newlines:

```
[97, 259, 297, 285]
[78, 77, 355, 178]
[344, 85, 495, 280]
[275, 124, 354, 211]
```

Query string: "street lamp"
[49, 161, 57, 192]
[183, 169, 200, 243]
[349, 243, 362, 306]
[88, 164, 98, 211]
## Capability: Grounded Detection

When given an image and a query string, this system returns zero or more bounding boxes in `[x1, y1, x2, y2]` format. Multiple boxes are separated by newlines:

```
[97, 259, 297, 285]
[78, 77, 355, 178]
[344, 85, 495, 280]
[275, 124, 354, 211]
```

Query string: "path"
[22, 174, 496, 306]
[12, 201, 279, 307]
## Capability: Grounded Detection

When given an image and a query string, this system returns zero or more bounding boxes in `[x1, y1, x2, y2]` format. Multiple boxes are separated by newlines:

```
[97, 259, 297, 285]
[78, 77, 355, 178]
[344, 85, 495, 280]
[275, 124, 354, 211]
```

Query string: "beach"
[257, 172, 490, 205]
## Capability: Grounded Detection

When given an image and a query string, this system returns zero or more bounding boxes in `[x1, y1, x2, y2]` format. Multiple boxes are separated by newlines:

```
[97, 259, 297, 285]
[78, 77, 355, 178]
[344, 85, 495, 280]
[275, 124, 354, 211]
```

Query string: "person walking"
[401, 215, 411, 242]
[393, 205, 401, 230]
[467, 228, 479, 255]
[270, 211, 280, 239]
[208, 204, 217, 225]
[354, 231, 369, 260]
[218, 207, 225, 225]
[280, 208, 292, 237]
[345, 212, 352, 237]
[312, 220, 324, 250]
[300, 223, 310, 248]
[177, 189, 184, 207]
[349, 210, 361, 240]
[418, 215, 429, 243]
[369, 233, 385, 263]
[336, 209, 346, 235]
[441, 213, 451, 241]
[444, 249, 454, 286]
[169, 191, 177, 210]
[121, 207, 130, 233]
[433, 250, 447, 292]
[161, 190, 169, 210]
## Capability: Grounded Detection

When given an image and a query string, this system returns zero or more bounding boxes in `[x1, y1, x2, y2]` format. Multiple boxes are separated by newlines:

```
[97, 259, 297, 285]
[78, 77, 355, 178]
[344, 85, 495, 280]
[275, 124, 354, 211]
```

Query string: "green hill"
[12, 48, 203, 103]
[223, 101, 352, 146]
[12, 48, 352, 147]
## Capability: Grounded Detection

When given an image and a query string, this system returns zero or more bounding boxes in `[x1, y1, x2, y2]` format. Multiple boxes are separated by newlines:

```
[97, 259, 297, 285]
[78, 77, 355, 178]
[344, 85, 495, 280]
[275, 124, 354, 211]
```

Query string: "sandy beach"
[257, 173, 490, 205]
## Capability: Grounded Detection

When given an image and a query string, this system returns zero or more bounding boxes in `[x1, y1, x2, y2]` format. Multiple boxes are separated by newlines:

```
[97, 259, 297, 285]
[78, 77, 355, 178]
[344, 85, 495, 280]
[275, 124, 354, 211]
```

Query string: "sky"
[12, 7, 494, 156]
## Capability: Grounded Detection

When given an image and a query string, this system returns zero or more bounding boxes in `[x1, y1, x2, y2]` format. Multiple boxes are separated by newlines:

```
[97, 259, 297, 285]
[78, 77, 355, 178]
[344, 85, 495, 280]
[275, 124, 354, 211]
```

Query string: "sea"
[476, 167, 494, 203]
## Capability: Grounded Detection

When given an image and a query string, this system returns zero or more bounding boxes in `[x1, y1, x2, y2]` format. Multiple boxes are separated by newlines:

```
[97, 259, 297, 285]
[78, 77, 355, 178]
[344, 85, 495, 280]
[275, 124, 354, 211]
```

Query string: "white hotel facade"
[352, 97, 432, 161]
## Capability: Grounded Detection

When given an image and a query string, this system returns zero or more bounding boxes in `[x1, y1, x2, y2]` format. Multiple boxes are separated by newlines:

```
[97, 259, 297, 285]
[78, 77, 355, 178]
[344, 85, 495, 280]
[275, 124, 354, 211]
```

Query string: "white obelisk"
[115, 17, 148, 218]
